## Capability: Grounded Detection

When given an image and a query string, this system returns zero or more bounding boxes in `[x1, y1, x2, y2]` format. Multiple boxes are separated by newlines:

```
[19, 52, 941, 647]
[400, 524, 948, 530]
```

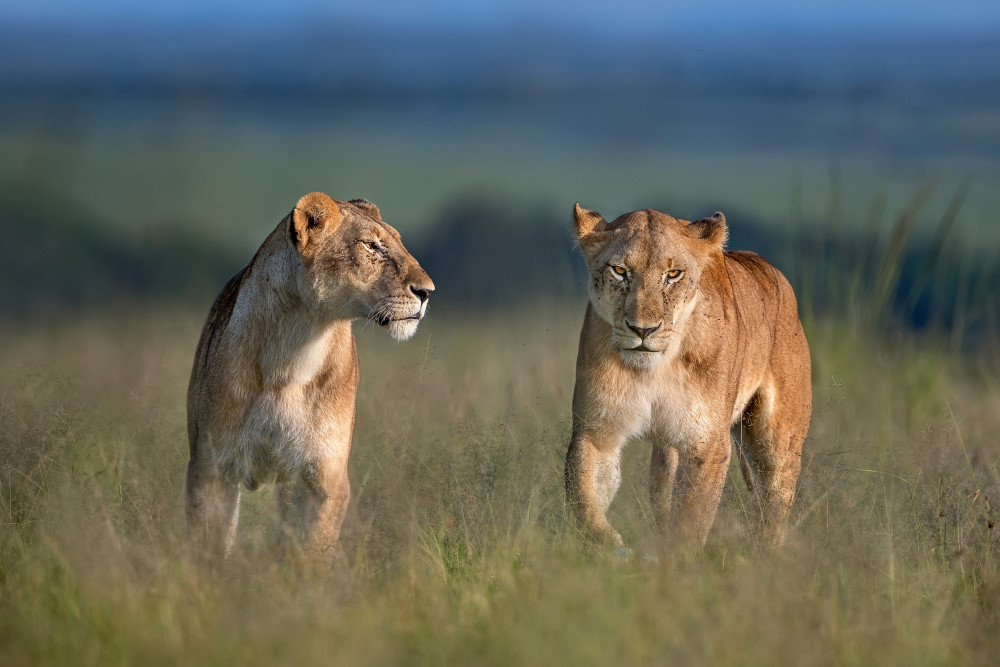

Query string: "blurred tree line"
[1, 179, 995, 348]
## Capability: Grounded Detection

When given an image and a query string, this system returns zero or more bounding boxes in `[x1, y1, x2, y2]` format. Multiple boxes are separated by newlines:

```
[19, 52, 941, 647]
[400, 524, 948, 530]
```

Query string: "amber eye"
[665, 269, 683, 282]
[610, 265, 628, 277]
[360, 240, 380, 253]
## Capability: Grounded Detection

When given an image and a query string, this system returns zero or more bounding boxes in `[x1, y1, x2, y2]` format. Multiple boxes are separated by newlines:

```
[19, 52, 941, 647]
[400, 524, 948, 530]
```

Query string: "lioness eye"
[610, 265, 628, 278]
[360, 240, 379, 253]
[665, 269, 683, 282]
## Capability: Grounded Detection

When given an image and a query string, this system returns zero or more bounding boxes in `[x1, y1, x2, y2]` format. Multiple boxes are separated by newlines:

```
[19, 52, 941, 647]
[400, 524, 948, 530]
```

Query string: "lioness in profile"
[186, 192, 433, 556]
[566, 204, 811, 548]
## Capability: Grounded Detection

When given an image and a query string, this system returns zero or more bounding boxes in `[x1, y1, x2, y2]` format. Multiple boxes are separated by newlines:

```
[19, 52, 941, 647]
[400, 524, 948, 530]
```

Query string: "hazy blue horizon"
[3, 0, 1000, 37]
[2, 0, 998, 255]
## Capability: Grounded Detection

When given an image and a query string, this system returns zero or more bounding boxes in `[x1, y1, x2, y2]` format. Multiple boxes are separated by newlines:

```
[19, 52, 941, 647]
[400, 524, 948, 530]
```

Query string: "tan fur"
[186, 193, 434, 557]
[565, 204, 811, 548]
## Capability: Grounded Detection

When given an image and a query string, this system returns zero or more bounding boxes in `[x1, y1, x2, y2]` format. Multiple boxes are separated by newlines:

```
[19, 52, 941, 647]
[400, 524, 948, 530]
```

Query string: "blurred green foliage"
[0, 179, 242, 316]
[3, 174, 995, 347]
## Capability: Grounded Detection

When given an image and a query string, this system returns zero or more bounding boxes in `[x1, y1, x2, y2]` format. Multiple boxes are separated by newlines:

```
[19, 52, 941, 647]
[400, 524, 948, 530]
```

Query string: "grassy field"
[1, 300, 997, 665]
[3, 15, 999, 664]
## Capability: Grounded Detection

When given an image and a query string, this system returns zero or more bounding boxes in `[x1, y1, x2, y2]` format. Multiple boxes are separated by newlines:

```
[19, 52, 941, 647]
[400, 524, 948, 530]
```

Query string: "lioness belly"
[214, 389, 349, 489]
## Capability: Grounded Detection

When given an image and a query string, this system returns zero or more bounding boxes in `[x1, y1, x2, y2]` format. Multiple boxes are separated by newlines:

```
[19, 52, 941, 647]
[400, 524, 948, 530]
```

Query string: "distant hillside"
[412, 195, 999, 344]
[3, 184, 995, 345]
[0, 180, 244, 316]
[412, 197, 587, 308]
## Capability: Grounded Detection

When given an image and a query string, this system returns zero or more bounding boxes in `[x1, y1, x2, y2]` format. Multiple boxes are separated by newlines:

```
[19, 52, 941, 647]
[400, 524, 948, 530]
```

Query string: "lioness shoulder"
[565, 204, 811, 548]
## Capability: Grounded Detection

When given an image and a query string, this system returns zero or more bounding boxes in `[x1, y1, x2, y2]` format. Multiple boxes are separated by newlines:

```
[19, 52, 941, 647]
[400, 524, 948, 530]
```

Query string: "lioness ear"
[573, 202, 606, 238]
[291, 192, 342, 252]
[689, 212, 728, 248]
[574, 203, 614, 261]
[349, 198, 381, 221]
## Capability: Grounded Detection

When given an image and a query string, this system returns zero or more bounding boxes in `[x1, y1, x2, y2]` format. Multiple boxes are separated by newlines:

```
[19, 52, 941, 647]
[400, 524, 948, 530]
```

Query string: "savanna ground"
[3, 15, 1000, 663]
[1, 297, 998, 664]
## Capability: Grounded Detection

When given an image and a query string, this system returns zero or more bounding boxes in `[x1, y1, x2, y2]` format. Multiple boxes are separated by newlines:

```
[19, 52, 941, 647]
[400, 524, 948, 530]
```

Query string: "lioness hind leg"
[185, 456, 240, 556]
[736, 380, 808, 544]
[276, 462, 350, 559]
[565, 432, 625, 548]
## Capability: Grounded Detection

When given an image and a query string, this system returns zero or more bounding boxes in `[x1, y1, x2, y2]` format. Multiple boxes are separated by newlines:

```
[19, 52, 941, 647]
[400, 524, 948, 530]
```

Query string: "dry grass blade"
[862, 184, 934, 329]
[900, 178, 973, 318]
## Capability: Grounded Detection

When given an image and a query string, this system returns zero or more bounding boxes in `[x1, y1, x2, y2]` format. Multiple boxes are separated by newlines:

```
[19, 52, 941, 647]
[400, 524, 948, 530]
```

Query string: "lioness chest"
[581, 359, 718, 450]
[210, 328, 358, 485]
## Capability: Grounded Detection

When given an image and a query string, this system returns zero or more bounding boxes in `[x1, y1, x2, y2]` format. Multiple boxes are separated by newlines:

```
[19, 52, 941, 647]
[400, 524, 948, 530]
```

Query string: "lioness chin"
[186, 192, 433, 557]
[565, 204, 811, 549]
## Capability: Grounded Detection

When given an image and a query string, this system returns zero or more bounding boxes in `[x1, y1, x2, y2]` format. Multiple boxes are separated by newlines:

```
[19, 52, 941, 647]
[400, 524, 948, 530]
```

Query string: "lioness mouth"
[374, 313, 421, 326]
[626, 345, 659, 353]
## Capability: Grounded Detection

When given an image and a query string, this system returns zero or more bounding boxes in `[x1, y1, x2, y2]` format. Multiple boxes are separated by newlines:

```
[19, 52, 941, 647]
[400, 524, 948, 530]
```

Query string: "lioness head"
[289, 192, 434, 341]
[573, 204, 727, 370]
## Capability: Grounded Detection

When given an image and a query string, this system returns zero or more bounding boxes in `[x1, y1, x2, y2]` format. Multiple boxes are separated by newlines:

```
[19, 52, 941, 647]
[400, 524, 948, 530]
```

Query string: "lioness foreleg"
[670, 436, 731, 546]
[277, 459, 350, 558]
[648, 444, 679, 538]
[565, 431, 625, 547]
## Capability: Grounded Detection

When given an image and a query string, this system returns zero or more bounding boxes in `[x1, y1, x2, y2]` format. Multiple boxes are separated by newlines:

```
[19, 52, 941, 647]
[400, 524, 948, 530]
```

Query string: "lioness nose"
[410, 285, 433, 303]
[627, 321, 662, 340]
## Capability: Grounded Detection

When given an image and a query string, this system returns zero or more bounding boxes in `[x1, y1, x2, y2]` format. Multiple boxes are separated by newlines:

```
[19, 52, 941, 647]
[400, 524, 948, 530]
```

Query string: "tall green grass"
[1, 296, 997, 664]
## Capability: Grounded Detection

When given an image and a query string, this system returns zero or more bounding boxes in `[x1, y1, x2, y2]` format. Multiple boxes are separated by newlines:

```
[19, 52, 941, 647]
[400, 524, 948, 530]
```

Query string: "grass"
[1, 299, 998, 665]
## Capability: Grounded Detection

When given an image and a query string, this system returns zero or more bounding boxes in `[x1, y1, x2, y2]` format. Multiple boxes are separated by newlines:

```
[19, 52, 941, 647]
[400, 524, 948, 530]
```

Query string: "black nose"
[627, 321, 662, 340]
[410, 285, 433, 303]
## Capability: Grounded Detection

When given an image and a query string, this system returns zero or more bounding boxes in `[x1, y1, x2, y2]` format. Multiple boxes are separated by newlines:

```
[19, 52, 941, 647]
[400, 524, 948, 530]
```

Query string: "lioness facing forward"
[566, 204, 811, 548]
[186, 192, 433, 556]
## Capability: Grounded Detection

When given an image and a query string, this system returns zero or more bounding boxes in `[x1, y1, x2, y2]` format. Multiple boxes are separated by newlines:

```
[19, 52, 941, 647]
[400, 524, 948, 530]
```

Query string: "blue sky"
[3, 0, 999, 36]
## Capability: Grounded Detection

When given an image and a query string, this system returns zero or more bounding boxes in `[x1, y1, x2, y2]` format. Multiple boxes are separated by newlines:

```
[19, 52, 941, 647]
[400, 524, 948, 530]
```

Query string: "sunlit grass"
[1, 299, 997, 664]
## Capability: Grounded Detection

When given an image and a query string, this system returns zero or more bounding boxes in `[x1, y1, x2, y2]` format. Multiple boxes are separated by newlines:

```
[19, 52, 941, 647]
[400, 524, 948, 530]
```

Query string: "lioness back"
[565, 204, 811, 549]
[186, 266, 248, 454]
